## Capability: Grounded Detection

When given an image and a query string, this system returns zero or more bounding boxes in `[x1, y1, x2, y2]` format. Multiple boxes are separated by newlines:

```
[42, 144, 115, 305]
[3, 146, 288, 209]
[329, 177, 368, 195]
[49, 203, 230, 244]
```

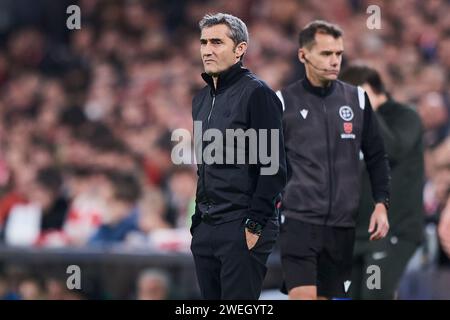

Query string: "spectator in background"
[422, 133, 450, 270]
[137, 186, 171, 234]
[0, 165, 32, 230]
[417, 92, 449, 148]
[1, 273, 85, 300]
[0, 276, 8, 299]
[33, 168, 70, 236]
[0, 275, 20, 300]
[165, 166, 197, 229]
[438, 197, 450, 258]
[18, 277, 44, 300]
[44, 277, 84, 300]
[62, 166, 105, 246]
[340, 64, 425, 300]
[2, 166, 69, 246]
[88, 172, 141, 245]
[124, 185, 175, 248]
[136, 268, 171, 300]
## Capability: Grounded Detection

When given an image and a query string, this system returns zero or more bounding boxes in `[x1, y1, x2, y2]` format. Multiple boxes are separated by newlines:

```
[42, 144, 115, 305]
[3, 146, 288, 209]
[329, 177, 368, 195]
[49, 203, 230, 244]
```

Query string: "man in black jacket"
[340, 64, 424, 299]
[276, 21, 390, 300]
[190, 13, 287, 300]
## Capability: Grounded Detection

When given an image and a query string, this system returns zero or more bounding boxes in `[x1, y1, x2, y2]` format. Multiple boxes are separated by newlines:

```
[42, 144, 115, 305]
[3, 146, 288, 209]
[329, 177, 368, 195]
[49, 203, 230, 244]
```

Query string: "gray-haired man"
[190, 13, 286, 300]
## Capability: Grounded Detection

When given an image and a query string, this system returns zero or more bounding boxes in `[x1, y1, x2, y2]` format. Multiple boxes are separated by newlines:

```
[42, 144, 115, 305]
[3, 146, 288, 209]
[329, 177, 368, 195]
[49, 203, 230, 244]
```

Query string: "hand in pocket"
[245, 228, 260, 250]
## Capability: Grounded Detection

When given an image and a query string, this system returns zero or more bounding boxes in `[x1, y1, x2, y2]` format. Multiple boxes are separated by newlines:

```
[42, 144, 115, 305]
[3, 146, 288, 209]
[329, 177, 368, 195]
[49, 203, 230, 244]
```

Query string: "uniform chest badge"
[343, 122, 353, 134]
[339, 106, 354, 121]
[341, 122, 356, 139]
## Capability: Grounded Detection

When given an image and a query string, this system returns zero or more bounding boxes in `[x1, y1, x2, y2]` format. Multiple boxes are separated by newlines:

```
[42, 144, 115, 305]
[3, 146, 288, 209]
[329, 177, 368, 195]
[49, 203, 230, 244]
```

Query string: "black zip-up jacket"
[356, 98, 424, 243]
[191, 61, 287, 231]
[278, 77, 390, 227]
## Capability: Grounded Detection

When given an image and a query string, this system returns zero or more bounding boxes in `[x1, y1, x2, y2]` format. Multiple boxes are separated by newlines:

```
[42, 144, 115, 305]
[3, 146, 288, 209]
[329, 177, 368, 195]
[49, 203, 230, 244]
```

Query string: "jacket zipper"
[202, 94, 216, 207]
[207, 95, 216, 122]
[322, 101, 332, 226]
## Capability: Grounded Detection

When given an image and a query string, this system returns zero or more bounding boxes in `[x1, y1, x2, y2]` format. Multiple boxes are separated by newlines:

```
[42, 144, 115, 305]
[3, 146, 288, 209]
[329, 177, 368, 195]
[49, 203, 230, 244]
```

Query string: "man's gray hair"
[199, 13, 249, 45]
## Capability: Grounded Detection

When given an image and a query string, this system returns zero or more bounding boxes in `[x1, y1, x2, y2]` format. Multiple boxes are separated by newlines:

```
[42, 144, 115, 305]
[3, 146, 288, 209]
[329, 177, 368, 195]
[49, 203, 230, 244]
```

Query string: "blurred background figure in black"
[341, 64, 424, 300]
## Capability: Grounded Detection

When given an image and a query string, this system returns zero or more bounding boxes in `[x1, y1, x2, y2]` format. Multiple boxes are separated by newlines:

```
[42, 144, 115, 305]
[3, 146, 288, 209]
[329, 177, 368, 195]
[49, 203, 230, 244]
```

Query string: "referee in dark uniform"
[276, 21, 390, 300]
[190, 13, 287, 300]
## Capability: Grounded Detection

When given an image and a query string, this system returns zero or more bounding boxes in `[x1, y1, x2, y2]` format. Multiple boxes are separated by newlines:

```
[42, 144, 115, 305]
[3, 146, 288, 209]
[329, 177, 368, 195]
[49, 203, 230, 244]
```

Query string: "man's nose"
[330, 54, 340, 66]
[202, 43, 213, 56]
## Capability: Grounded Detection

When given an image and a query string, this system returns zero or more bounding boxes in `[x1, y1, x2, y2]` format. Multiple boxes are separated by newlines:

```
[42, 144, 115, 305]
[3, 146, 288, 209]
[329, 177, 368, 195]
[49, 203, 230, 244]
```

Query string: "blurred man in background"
[136, 268, 171, 300]
[439, 197, 450, 258]
[340, 64, 425, 300]
[88, 172, 141, 245]
[2, 166, 69, 246]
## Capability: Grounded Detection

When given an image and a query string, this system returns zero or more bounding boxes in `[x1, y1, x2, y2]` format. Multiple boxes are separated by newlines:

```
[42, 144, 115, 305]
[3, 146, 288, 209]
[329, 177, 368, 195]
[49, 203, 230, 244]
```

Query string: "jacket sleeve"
[361, 92, 391, 207]
[246, 85, 287, 227]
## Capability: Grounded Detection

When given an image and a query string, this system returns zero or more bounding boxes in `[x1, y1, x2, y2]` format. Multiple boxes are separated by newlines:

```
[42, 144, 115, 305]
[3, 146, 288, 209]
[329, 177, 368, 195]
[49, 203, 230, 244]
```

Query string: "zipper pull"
[207, 95, 216, 123]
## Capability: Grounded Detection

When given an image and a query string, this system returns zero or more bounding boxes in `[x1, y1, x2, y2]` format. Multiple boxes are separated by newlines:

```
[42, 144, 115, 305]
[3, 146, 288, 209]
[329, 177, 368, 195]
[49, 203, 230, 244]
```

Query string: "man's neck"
[203, 60, 244, 91]
[211, 60, 241, 90]
[373, 94, 388, 111]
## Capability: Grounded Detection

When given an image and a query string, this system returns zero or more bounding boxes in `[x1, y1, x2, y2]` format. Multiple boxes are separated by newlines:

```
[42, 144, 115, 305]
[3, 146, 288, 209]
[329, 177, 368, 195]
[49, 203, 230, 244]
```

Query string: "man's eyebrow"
[200, 38, 224, 43]
[320, 50, 344, 54]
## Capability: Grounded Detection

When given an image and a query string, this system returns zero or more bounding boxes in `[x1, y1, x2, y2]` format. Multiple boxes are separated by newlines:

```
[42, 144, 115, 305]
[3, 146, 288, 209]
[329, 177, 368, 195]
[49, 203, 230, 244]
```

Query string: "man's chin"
[325, 74, 338, 80]
[204, 69, 219, 77]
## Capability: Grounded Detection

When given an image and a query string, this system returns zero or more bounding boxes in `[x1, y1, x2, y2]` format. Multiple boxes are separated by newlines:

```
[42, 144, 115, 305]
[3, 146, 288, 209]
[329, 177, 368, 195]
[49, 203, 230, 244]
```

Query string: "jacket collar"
[201, 61, 249, 95]
[301, 76, 336, 97]
[377, 94, 393, 113]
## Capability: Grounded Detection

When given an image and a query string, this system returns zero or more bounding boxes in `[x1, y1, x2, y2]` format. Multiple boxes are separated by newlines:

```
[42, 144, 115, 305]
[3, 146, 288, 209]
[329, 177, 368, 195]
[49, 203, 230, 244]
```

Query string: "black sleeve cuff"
[375, 197, 390, 211]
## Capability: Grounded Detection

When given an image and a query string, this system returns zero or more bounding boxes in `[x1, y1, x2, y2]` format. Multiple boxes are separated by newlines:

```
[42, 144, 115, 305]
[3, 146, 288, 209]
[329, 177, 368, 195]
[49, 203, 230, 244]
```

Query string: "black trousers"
[190, 217, 279, 300]
[351, 236, 418, 299]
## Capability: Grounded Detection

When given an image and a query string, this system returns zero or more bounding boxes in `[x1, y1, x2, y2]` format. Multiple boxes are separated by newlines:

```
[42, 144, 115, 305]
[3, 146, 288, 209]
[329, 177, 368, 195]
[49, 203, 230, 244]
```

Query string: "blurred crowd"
[0, 0, 449, 298]
[0, 0, 213, 250]
[0, 266, 173, 300]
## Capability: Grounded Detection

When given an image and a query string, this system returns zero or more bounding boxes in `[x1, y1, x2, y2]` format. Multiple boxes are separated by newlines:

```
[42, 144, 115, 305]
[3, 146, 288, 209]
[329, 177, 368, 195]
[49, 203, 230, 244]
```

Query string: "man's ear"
[235, 42, 248, 59]
[298, 48, 306, 63]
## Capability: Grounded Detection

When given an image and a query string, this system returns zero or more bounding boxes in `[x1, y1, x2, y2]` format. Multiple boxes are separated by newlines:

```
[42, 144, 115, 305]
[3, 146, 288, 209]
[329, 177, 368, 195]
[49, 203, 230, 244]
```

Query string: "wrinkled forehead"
[200, 24, 232, 41]
[310, 33, 344, 52]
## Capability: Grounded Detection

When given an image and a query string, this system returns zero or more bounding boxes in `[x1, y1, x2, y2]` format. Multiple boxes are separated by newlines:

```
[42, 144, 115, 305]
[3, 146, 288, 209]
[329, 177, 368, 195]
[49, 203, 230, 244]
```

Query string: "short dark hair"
[36, 167, 63, 195]
[107, 172, 141, 204]
[299, 20, 343, 49]
[340, 64, 386, 94]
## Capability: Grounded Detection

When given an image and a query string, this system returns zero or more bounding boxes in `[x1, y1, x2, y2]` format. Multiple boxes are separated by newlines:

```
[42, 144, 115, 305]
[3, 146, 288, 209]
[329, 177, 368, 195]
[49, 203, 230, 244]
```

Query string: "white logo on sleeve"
[344, 280, 352, 293]
[339, 106, 354, 121]
[372, 251, 388, 260]
[300, 109, 309, 119]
